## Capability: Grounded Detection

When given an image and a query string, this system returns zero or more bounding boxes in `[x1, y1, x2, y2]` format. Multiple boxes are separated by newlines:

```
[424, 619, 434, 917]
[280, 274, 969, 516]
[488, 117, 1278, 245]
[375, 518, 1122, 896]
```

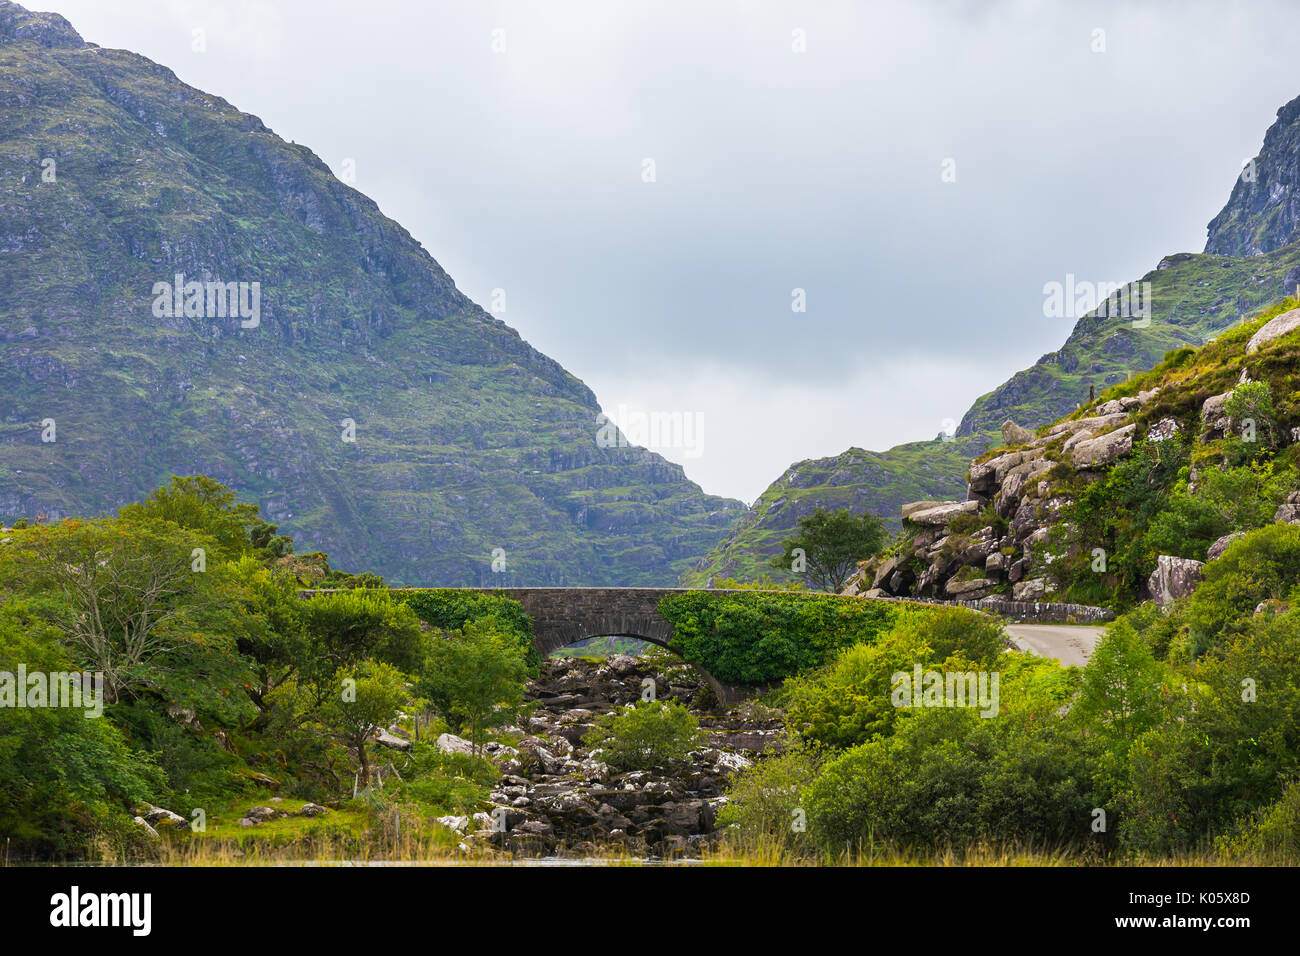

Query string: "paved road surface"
[1005, 623, 1108, 667]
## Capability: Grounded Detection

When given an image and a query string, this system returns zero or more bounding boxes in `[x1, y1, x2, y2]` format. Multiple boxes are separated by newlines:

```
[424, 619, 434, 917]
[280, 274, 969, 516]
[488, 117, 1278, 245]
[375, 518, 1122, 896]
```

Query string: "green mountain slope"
[954, 246, 1300, 438]
[686, 93, 1300, 587]
[0, 3, 744, 585]
[681, 439, 978, 586]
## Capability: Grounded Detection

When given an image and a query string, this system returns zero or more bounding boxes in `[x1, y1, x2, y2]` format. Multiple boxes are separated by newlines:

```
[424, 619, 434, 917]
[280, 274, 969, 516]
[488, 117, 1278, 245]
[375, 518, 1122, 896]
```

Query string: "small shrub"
[1217, 779, 1300, 864]
[717, 738, 821, 856]
[582, 699, 704, 771]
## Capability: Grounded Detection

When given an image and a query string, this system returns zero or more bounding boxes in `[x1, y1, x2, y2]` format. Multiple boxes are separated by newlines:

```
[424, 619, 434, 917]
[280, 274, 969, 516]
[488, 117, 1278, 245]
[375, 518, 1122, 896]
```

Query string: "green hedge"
[394, 589, 538, 666]
[657, 591, 902, 684]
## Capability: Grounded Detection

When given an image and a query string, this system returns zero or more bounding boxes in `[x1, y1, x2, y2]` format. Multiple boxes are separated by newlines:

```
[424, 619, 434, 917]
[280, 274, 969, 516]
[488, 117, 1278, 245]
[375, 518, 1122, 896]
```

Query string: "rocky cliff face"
[0, 2, 744, 584]
[1206, 93, 1300, 257]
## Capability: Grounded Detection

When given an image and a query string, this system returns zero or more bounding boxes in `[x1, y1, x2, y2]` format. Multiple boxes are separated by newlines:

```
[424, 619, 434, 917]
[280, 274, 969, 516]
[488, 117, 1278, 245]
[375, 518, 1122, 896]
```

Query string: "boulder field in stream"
[441, 655, 783, 858]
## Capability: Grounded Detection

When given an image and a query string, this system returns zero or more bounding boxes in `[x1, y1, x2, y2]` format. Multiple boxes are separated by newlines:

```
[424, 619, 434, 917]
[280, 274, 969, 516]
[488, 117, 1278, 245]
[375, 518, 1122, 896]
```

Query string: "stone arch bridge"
[477, 588, 688, 657]
[452, 587, 746, 703]
[306, 587, 1112, 703]
[450, 588, 1112, 653]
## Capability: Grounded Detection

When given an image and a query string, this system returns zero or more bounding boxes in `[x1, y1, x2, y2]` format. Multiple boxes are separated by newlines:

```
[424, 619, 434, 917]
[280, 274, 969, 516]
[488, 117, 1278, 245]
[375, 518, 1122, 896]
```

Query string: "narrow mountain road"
[1005, 623, 1109, 667]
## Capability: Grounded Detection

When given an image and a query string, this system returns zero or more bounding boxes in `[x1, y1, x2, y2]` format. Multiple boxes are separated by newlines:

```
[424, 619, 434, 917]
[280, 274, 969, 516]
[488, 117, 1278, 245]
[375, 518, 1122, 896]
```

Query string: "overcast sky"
[38, 0, 1300, 502]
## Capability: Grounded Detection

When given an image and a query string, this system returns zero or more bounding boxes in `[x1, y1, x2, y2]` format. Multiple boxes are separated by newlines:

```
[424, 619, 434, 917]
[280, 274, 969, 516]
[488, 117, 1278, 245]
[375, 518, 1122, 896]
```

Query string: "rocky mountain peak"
[0, 2, 84, 50]
[1205, 91, 1300, 257]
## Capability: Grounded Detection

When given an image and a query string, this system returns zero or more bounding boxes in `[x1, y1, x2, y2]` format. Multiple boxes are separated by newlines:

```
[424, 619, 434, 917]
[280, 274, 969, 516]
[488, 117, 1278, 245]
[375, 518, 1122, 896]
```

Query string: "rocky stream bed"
[438, 654, 782, 858]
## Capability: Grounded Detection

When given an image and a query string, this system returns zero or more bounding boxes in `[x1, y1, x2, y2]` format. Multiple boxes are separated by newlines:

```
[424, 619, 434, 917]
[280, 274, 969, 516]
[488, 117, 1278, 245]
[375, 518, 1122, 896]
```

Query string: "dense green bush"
[716, 737, 821, 855]
[388, 746, 501, 814]
[1223, 379, 1279, 447]
[0, 480, 526, 858]
[1143, 459, 1294, 566]
[803, 705, 1108, 853]
[582, 699, 704, 770]
[1071, 620, 1170, 751]
[299, 588, 425, 680]
[1048, 439, 1190, 604]
[658, 590, 900, 684]
[419, 620, 530, 753]
[0, 603, 164, 858]
[781, 607, 1012, 749]
[1121, 605, 1300, 854]
[1217, 779, 1300, 863]
[398, 588, 537, 666]
[1183, 522, 1300, 648]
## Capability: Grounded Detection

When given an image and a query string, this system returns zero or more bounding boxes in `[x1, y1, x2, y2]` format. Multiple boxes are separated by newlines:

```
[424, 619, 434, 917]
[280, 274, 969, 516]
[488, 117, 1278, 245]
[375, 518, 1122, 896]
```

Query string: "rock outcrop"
[1275, 491, 1300, 524]
[1001, 420, 1035, 445]
[1148, 555, 1205, 606]
[1201, 390, 1234, 438]
[689, 89, 1300, 591]
[860, 390, 1155, 604]
[1206, 532, 1244, 562]
[1246, 306, 1300, 353]
[1070, 424, 1136, 468]
[139, 804, 189, 832]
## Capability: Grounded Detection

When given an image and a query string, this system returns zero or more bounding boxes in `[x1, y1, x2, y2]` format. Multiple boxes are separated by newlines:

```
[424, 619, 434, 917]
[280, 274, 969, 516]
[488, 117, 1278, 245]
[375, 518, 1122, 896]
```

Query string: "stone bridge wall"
[302, 588, 1114, 702]
[880, 595, 1116, 624]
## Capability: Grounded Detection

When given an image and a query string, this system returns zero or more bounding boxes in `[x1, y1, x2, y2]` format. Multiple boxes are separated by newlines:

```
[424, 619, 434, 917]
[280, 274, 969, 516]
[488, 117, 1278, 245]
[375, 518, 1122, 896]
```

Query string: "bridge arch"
[477, 588, 748, 705]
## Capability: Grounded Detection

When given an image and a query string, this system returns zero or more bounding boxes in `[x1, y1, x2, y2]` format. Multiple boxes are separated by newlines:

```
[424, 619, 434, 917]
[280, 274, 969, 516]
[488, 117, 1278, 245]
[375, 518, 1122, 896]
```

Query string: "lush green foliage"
[1142, 459, 1293, 564]
[1071, 621, 1169, 749]
[1120, 605, 1300, 853]
[710, 574, 805, 591]
[1223, 379, 1279, 447]
[1182, 523, 1300, 651]
[420, 620, 530, 754]
[1217, 779, 1300, 863]
[658, 590, 901, 684]
[398, 588, 537, 667]
[0, 478, 515, 859]
[582, 699, 704, 771]
[781, 607, 1011, 749]
[714, 737, 821, 855]
[0, 602, 164, 857]
[722, 540, 1300, 861]
[119, 475, 287, 561]
[1049, 439, 1190, 603]
[320, 660, 411, 787]
[803, 705, 1108, 852]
